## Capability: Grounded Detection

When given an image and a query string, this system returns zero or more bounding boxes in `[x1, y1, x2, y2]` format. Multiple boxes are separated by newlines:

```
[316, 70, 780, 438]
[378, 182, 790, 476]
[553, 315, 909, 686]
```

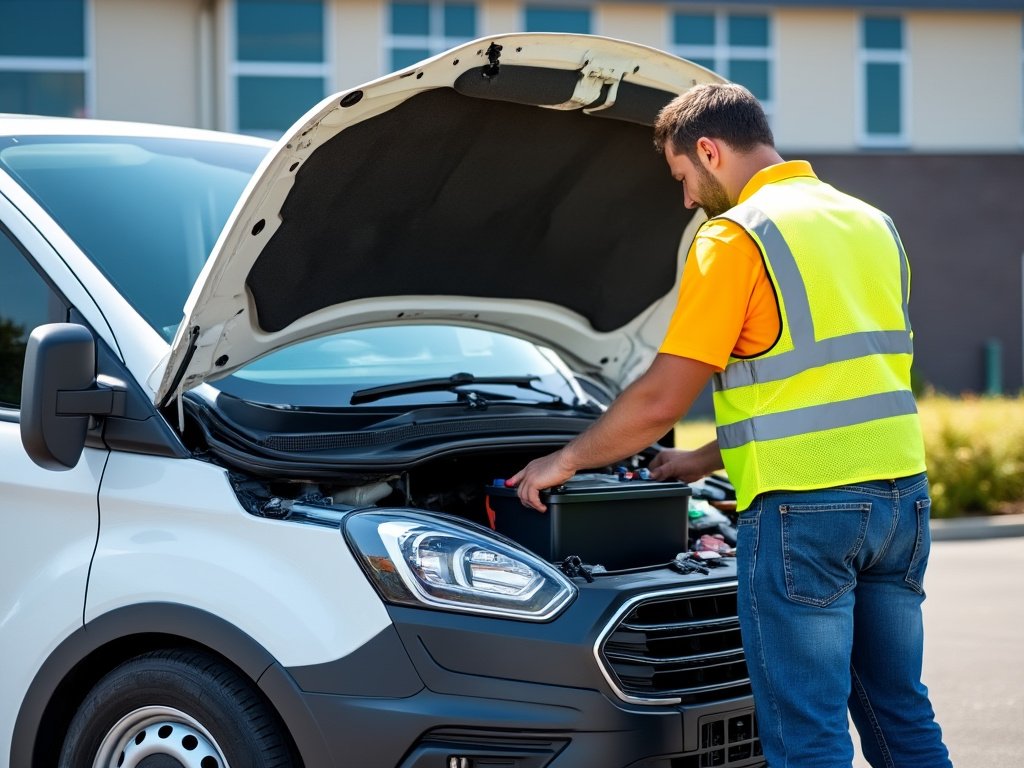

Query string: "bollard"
[984, 338, 1002, 396]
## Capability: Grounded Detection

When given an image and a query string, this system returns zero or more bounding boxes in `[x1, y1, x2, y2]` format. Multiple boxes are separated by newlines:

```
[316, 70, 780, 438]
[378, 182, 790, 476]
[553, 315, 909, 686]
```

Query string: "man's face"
[664, 145, 732, 218]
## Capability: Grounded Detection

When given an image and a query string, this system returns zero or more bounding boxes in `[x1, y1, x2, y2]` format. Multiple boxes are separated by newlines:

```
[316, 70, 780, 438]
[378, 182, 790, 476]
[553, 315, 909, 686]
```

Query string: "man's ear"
[696, 137, 719, 168]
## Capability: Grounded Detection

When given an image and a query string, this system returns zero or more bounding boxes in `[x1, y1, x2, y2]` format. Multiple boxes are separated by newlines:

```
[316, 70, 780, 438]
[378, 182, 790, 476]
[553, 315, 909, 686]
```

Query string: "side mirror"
[20, 323, 125, 470]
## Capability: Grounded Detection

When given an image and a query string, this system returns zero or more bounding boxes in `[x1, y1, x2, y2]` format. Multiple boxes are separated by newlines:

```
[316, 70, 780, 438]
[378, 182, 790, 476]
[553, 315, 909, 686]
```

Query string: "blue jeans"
[736, 473, 952, 767]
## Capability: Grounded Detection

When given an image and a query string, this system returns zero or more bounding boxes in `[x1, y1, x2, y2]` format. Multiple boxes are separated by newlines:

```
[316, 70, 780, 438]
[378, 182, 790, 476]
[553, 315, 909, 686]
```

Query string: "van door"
[0, 224, 107, 762]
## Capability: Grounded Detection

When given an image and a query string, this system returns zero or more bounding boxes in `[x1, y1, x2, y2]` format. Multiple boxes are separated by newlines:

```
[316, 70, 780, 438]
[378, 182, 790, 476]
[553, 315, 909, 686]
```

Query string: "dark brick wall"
[806, 153, 1024, 397]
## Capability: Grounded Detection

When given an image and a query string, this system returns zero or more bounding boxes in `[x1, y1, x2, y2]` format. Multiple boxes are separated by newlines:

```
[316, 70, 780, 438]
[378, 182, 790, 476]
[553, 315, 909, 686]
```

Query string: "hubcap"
[92, 707, 230, 768]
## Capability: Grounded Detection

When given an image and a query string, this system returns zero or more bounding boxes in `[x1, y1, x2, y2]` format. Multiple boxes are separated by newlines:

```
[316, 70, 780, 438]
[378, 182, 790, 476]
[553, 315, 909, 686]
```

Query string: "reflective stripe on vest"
[713, 205, 914, 451]
[717, 389, 918, 449]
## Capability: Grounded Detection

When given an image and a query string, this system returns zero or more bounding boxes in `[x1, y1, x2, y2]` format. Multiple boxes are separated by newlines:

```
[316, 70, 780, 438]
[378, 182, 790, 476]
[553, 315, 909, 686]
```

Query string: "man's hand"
[648, 449, 708, 483]
[648, 440, 724, 483]
[505, 355, 717, 511]
[505, 449, 576, 512]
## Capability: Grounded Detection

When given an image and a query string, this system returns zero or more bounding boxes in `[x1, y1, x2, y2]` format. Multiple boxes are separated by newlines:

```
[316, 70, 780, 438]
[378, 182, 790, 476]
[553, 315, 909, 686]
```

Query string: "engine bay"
[228, 446, 737, 572]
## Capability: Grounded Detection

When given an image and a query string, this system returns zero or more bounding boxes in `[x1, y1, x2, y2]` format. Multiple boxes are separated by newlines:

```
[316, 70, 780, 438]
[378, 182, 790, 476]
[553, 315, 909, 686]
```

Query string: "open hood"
[156, 33, 723, 406]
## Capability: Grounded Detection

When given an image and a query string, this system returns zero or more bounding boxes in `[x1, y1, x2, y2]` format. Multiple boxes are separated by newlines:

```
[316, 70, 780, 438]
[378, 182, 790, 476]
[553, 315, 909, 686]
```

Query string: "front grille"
[599, 585, 752, 704]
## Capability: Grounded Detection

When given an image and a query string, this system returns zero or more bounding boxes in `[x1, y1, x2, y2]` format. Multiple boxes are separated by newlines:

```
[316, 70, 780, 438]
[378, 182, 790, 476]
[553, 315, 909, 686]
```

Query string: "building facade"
[2, 0, 1023, 398]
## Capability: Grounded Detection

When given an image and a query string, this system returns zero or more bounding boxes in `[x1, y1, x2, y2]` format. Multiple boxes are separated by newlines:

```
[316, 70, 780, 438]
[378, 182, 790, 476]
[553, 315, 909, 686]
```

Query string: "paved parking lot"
[853, 535, 1024, 767]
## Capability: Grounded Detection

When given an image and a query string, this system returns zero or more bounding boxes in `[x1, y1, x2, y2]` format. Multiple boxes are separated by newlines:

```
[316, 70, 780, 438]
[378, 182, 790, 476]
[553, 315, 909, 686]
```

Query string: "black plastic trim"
[398, 729, 568, 768]
[285, 625, 424, 696]
[188, 395, 588, 479]
[268, 664, 682, 768]
[79, 314, 189, 459]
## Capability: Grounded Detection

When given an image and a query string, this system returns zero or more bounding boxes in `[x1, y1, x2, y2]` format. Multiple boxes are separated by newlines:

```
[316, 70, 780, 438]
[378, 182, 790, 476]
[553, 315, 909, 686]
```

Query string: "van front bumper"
[264, 568, 765, 768]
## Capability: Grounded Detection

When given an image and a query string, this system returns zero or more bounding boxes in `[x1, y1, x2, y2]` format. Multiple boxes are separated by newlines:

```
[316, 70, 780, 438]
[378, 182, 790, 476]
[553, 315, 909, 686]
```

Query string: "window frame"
[223, 0, 335, 138]
[857, 15, 910, 149]
[668, 8, 775, 123]
[0, 0, 94, 118]
[523, 5, 592, 34]
[384, 1, 478, 74]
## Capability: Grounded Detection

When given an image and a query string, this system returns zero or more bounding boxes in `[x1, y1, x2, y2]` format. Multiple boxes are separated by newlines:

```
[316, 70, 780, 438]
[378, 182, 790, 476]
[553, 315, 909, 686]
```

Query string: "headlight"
[344, 509, 576, 621]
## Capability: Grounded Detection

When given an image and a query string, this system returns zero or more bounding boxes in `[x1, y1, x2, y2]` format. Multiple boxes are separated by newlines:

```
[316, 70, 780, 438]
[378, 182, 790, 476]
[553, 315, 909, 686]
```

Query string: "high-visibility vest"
[712, 175, 926, 510]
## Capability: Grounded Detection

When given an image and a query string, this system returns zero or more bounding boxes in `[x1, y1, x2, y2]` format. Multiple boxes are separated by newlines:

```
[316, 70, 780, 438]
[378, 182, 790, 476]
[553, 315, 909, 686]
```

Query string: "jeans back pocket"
[781, 501, 872, 607]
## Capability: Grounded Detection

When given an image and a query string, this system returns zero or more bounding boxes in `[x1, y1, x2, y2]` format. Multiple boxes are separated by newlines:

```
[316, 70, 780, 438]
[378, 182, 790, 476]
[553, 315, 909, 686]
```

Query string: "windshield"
[216, 325, 584, 408]
[0, 135, 268, 338]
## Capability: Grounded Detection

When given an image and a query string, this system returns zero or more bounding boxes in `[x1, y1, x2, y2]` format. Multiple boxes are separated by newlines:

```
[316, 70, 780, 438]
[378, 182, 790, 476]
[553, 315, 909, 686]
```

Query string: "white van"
[0, 34, 762, 768]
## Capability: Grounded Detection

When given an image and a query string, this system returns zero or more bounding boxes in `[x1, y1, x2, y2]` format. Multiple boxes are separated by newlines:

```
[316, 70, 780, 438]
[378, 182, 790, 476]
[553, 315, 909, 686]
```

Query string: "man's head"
[653, 82, 774, 158]
[653, 83, 777, 217]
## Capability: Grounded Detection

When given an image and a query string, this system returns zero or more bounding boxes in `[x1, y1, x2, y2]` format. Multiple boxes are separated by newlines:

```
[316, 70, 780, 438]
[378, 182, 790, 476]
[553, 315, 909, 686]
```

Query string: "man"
[507, 83, 951, 768]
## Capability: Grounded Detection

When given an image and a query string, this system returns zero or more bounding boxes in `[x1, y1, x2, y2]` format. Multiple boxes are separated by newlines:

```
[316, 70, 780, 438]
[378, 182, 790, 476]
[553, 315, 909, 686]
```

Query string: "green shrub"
[674, 394, 1024, 518]
[918, 394, 1024, 518]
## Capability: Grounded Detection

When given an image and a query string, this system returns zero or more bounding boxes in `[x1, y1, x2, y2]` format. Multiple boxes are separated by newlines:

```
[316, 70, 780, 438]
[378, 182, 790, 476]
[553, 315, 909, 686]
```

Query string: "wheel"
[59, 649, 295, 768]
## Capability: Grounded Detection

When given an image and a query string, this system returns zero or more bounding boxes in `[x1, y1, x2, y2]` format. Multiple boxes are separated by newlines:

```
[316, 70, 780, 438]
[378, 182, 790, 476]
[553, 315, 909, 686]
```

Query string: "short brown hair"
[653, 82, 774, 158]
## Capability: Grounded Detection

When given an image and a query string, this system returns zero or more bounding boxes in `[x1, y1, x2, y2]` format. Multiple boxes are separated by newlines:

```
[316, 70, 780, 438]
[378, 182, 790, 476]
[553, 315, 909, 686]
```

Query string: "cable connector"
[559, 554, 594, 583]
[670, 552, 710, 575]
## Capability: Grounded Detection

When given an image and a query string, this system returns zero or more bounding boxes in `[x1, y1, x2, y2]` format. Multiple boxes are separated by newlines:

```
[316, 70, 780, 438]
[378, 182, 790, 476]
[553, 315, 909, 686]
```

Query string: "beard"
[693, 160, 733, 218]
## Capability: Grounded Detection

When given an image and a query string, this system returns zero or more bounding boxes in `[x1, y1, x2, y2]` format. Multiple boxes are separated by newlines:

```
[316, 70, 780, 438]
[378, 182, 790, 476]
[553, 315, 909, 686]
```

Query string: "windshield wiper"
[350, 372, 560, 406]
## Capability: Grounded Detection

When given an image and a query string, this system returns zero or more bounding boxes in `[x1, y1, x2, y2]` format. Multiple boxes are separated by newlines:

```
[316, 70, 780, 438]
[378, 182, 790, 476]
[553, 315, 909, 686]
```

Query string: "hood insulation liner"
[247, 84, 693, 334]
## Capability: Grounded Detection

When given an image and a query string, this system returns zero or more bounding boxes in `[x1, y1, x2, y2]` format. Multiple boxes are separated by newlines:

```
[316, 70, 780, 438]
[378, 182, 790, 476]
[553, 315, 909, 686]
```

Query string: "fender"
[11, 602, 332, 768]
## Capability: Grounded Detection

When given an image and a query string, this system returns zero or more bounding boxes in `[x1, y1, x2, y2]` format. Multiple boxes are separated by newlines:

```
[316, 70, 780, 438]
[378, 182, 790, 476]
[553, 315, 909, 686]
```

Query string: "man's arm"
[506, 354, 716, 511]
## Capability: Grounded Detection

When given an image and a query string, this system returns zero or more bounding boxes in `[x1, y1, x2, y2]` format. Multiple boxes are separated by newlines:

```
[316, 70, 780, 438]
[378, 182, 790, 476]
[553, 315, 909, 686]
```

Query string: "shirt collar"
[737, 160, 817, 204]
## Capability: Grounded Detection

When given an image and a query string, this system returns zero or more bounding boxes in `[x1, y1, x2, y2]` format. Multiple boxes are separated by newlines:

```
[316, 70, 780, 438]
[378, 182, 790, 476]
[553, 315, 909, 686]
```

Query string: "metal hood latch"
[548, 50, 637, 113]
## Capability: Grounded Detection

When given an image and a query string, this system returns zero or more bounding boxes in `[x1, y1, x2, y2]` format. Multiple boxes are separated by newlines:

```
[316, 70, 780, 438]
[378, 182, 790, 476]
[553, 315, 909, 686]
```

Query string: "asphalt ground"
[850, 518, 1024, 767]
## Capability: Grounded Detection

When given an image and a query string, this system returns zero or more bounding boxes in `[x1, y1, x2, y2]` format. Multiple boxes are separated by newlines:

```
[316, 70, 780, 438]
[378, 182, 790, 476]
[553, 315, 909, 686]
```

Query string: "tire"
[58, 649, 295, 768]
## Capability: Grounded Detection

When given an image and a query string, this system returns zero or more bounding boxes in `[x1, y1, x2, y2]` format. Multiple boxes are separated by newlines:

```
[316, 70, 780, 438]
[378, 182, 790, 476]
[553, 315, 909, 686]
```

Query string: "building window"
[859, 15, 907, 147]
[671, 11, 773, 120]
[387, 2, 477, 73]
[0, 0, 88, 117]
[524, 6, 591, 34]
[232, 0, 330, 138]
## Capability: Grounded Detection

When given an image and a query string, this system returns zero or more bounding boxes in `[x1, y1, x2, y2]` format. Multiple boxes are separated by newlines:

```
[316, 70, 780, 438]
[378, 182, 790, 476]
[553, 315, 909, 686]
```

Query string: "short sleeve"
[658, 218, 779, 370]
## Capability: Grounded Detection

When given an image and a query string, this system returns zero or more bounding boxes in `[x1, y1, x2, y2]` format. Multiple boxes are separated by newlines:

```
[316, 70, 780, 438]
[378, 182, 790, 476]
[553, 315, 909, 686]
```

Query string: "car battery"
[486, 473, 691, 570]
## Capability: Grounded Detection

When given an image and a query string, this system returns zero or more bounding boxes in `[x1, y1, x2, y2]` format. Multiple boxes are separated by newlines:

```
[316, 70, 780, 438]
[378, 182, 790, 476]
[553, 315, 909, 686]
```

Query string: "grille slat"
[599, 585, 752, 705]
[617, 615, 739, 633]
[604, 648, 746, 667]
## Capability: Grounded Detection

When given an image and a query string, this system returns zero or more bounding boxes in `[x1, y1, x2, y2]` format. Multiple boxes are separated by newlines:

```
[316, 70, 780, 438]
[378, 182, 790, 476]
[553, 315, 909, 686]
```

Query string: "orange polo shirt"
[659, 160, 818, 370]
